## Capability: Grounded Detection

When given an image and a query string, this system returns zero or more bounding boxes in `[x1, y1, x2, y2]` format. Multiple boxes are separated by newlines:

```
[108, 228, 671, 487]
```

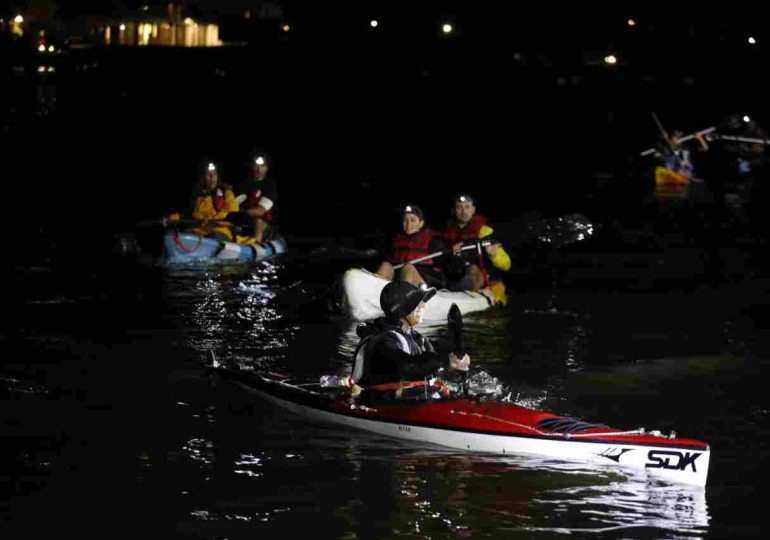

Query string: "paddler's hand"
[484, 242, 500, 257]
[452, 242, 463, 255]
[449, 352, 470, 372]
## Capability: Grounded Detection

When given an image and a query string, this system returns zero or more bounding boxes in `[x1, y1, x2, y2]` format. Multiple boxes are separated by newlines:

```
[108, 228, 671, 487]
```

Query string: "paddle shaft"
[640, 126, 716, 156]
[392, 240, 494, 270]
[715, 134, 770, 145]
[136, 217, 235, 227]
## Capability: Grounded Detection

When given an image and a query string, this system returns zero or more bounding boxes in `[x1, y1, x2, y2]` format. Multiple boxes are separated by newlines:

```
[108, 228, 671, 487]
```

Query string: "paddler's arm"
[479, 225, 511, 272]
[385, 337, 469, 380]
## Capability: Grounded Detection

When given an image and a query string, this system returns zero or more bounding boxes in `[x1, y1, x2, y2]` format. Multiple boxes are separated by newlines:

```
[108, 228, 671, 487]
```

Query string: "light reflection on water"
[156, 262, 755, 537]
[175, 408, 710, 536]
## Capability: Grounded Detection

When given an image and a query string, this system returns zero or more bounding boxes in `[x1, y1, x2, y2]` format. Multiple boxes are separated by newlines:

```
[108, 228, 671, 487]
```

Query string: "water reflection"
[385, 451, 708, 537]
[163, 260, 295, 370]
[158, 255, 751, 538]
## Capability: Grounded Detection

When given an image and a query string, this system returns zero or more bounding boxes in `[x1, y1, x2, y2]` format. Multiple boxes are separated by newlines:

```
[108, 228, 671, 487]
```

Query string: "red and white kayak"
[340, 268, 495, 321]
[219, 369, 710, 487]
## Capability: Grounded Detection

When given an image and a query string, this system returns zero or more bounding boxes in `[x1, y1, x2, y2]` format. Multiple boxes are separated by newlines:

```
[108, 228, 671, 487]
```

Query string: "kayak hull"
[224, 370, 710, 487]
[162, 231, 287, 264]
[341, 268, 494, 321]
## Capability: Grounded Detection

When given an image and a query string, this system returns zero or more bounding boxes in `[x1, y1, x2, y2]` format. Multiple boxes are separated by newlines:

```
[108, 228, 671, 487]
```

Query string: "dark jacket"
[355, 319, 447, 387]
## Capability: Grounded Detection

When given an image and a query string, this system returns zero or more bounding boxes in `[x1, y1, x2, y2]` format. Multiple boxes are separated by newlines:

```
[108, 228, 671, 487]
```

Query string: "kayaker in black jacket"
[352, 281, 470, 399]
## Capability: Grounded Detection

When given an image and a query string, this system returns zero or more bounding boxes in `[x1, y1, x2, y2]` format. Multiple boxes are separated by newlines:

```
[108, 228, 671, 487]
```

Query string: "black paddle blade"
[448, 303, 463, 354]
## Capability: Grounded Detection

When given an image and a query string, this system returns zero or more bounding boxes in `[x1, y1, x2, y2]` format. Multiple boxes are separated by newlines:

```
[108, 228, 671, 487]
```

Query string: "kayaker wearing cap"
[442, 192, 510, 304]
[376, 203, 447, 288]
[351, 281, 470, 399]
[234, 150, 278, 245]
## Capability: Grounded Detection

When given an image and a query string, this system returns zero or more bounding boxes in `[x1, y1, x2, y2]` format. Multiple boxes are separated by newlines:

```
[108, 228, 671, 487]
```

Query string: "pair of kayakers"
[375, 193, 510, 305]
[164, 151, 278, 245]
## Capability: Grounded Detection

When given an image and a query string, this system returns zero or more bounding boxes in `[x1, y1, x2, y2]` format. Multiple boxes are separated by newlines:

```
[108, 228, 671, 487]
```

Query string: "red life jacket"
[443, 213, 487, 244]
[245, 189, 274, 222]
[392, 228, 439, 265]
[212, 187, 226, 212]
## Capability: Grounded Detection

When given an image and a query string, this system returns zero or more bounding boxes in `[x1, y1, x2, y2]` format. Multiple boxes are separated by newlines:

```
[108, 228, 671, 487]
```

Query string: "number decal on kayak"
[398, 425, 411, 432]
[646, 450, 701, 472]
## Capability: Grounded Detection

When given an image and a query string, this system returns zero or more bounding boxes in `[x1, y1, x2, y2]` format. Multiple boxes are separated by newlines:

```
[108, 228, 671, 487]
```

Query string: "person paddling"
[164, 161, 240, 241]
[442, 193, 510, 304]
[351, 281, 470, 400]
[235, 150, 278, 245]
[376, 203, 447, 289]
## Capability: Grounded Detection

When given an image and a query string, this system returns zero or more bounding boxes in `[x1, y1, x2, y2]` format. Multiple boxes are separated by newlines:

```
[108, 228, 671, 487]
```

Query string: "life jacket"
[245, 187, 274, 222]
[443, 213, 487, 244]
[351, 325, 449, 397]
[443, 213, 491, 283]
[201, 185, 230, 213]
[392, 229, 439, 266]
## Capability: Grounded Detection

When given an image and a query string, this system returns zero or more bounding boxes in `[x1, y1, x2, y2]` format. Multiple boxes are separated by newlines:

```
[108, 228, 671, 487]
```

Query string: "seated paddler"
[375, 203, 447, 289]
[165, 161, 240, 241]
[351, 280, 470, 399]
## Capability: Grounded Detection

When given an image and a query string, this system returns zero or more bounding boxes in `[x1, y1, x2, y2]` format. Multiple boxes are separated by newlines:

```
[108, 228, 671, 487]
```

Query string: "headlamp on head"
[254, 156, 266, 166]
[207, 162, 217, 172]
[402, 204, 424, 220]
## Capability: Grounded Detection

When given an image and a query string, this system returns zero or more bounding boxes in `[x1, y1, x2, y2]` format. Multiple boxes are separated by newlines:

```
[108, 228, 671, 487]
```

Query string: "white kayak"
[340, 268, 495, 322]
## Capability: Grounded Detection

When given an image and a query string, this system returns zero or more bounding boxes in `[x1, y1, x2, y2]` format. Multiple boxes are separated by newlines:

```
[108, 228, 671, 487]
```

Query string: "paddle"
[136, 216, 237, 228]
[640, 125, 716, 157]
[392, 239, 496, 270]
[392, 213, 594, 273]
[447, 303, 468, 397]
[713, 134, 770, 145]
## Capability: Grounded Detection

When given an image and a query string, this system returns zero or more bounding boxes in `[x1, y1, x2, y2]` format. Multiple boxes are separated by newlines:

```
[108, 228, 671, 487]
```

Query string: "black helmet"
[380, 281, 436, 320]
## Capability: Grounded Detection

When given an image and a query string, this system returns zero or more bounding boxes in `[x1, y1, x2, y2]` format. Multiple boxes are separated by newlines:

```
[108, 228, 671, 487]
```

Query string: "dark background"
[3, 3, 770, 251]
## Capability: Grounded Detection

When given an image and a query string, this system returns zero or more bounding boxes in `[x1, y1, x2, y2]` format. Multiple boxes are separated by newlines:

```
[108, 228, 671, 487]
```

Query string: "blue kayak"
[162, 231, 288, 264]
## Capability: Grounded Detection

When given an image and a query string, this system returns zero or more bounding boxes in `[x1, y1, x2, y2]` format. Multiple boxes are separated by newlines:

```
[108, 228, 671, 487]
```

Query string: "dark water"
[3, 44, 770, 538]
[3, 238, 769, 538]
